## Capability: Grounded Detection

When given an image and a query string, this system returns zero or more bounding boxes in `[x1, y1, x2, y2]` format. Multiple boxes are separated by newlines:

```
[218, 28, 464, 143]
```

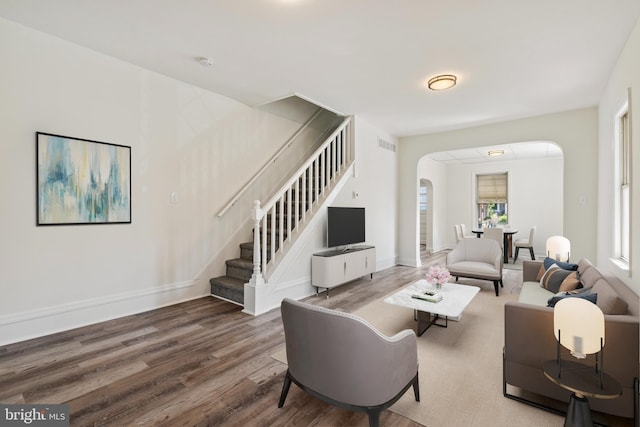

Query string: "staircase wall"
[245, 118, 401, 315]
[200, 105, 343, 289]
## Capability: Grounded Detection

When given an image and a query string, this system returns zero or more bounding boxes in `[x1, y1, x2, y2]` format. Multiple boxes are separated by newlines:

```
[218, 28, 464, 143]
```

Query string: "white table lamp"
[554, 297, 604, 359]
[546, 236, 571, 262]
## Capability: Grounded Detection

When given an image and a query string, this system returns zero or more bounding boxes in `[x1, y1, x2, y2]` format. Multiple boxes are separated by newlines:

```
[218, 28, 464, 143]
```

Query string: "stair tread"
[226, 258, 254, 268]
[210, 275, 246, 288]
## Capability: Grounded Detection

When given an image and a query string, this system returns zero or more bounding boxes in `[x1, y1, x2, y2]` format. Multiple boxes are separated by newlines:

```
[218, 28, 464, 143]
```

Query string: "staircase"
[209, 197, 307, 304]
[210, 117, 354, 306]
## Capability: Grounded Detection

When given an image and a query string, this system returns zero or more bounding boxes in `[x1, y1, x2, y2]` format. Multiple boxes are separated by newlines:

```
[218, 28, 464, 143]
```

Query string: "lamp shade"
[554, 297, 604, 358]
[546, 235, 570, 262]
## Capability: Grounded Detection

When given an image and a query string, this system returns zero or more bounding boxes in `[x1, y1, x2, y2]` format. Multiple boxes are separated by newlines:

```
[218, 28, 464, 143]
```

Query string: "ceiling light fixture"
[196, 56, 214, 67]
[427, 74, 457, 91]
[488, 150, 505, 157]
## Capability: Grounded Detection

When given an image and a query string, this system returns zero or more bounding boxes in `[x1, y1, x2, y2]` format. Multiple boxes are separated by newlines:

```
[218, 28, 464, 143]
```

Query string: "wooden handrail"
[217, 107, 324, 217]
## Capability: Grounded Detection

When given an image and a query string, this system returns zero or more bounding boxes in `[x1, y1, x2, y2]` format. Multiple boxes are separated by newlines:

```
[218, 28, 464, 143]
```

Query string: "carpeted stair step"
[209, 275, 244, 305]
[239, 242, 274, 262]
[225, 258, 254, 282]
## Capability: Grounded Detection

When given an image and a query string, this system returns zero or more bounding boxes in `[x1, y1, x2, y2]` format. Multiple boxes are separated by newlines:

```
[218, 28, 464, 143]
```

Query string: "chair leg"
[529, 247, 535, 260]
[500, 278, 504, 287]
[413, 374, 420, 402]
[278, 370, 292, 408]
[513, 247, 520, 262]
[367, 410, 381, 427]
[493, 281, 499, 296]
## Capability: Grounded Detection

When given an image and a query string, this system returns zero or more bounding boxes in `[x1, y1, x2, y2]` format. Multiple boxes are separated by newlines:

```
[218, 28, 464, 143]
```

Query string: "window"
[419, 186, 428, 212]
[617, 108, 630, 262]
[476, 173, 508, 227]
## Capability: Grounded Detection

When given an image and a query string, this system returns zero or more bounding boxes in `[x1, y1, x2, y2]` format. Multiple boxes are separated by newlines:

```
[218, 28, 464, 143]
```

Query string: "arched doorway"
[419, 179, 433, 256]
[416, 141, 563, 259]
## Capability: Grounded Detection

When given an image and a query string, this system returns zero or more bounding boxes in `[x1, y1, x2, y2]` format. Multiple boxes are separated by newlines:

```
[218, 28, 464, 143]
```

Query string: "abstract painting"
[36, 132, 131, 225]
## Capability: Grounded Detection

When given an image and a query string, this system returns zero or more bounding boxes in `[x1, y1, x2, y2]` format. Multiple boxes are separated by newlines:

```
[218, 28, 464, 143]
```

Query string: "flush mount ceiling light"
[427, 74, 457, 91]
[488, 150, 504, 157]
[196, 56, 214, 67]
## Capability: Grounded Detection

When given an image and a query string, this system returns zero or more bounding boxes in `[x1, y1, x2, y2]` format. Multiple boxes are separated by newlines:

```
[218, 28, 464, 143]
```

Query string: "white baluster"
[302, 169, 307, 222]
[251, 200, 263, 281]
[295, 179, 300, 230]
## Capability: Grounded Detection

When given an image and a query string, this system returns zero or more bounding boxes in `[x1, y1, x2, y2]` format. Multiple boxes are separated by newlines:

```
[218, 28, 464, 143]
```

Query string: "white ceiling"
[428, 141, 563, 165]
[1, 1, 639, 137]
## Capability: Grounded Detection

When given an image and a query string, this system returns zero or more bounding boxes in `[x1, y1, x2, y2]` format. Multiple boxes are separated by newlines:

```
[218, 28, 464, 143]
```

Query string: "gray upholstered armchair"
[278, 298, 419, 427]
[446, 238, 503, 296]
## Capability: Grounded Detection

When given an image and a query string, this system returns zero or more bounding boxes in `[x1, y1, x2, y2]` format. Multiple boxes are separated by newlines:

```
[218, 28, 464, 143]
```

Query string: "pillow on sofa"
[540, 264, 575, 293]
[559, 271, 581, 292]
[547, 292, 597, 307]
[592, 278, 628, 315]
[543, 257, 579, 271]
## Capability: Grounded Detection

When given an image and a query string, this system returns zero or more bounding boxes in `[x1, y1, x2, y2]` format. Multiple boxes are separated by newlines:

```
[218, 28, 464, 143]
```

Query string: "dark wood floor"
[0, 250, 447, 426]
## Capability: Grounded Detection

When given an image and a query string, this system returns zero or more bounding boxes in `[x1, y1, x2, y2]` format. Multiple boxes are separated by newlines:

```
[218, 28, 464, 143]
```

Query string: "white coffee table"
[384, 280, 480, 336]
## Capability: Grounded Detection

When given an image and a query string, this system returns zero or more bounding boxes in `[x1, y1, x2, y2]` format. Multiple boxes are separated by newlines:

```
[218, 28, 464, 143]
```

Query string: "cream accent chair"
[447, 238, 504, 296]
[278, 298, 420, 427]
[513, 226, 536, 262]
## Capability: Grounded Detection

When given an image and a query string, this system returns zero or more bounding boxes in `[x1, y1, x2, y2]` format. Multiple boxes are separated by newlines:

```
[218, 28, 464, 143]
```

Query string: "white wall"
[440, 156, 563, 253]
[597, 16, 640, 295]
[398, 108, 598, 267]
[332, 119, 399, 270]
[0, 17, 321, 344]
[277, 116, 400, 279]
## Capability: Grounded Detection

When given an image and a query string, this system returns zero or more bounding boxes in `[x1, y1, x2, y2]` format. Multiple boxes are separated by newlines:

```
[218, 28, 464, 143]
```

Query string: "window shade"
[477, 173, 508, 202]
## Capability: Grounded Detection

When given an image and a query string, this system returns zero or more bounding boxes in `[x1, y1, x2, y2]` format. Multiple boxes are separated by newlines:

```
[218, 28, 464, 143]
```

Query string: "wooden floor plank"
[0, 250, 445, 426]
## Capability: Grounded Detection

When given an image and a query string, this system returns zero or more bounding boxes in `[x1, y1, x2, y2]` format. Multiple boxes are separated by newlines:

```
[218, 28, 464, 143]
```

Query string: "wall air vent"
[377, 138, 396, 153]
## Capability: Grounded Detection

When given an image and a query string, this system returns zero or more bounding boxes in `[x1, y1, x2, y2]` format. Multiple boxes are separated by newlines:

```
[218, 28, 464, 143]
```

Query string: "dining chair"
[513, 226, 536, 262]
[483, 226, 504, 249]
[459, 223, 474, 239]
[454, 224, 462, 243]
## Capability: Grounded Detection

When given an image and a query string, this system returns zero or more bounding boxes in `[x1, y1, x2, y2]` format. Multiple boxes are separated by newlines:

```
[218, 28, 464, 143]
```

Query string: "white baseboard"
[397, 257, 420, 267]
[0, 280, 206, 346]
[376, 256, 398, 271]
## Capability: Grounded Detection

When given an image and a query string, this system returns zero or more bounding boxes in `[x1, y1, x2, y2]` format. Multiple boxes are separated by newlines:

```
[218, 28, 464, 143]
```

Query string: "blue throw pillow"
[547, 292, 597, 308]
[543, 257, 578, 271]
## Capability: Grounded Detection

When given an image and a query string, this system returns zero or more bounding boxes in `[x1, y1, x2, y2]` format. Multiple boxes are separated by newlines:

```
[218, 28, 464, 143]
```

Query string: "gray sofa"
[503, 258, 639, 421]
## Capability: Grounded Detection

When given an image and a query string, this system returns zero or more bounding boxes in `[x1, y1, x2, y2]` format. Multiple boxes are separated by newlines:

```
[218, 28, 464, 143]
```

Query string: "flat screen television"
[327, 207, 365, 248]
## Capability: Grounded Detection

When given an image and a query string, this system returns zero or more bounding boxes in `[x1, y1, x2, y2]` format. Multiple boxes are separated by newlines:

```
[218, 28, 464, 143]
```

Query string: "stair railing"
[250, 116, 353, 283]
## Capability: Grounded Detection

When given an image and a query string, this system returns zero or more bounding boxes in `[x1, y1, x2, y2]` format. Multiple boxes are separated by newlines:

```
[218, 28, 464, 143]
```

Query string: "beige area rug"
[272, 270, 564, 427]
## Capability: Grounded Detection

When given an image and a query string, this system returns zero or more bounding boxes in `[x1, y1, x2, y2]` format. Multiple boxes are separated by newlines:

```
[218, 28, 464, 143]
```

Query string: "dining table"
[471, 228, 518, 263]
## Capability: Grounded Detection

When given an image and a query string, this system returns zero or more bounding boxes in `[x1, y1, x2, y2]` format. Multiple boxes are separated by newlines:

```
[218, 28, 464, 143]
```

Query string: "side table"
[542, 360, 622, 427]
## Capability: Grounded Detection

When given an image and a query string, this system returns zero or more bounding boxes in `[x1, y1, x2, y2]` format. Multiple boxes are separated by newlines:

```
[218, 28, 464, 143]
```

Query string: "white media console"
[311, 245, 375, 296]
